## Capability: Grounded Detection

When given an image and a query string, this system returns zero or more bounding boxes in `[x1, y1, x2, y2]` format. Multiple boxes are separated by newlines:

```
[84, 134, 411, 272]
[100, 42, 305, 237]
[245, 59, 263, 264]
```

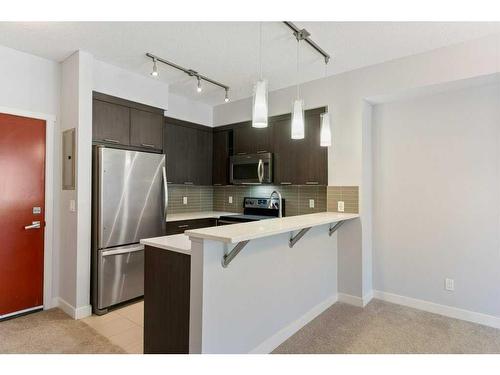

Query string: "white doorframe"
[0, 106, 57, 311]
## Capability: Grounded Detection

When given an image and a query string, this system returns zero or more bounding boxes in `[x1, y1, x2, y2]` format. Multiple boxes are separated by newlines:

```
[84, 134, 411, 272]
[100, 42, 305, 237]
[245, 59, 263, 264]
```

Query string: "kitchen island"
[141, 212, 359, 354]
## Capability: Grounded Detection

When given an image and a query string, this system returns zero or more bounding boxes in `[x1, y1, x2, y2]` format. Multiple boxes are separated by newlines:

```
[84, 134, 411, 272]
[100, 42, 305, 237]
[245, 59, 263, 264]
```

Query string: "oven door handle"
[257, 159, 264, 183]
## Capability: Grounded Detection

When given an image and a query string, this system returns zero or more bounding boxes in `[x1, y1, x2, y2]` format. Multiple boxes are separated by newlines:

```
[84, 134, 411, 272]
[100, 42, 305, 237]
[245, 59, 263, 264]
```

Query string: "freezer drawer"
[98, 244, 144, 310]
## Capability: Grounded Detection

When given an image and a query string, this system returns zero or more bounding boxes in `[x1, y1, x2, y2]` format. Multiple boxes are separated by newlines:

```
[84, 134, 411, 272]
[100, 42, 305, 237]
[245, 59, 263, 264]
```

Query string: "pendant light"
[320, 62, 332, 147]
[252, 22, 268, 128]
[291, 38, 304, 139]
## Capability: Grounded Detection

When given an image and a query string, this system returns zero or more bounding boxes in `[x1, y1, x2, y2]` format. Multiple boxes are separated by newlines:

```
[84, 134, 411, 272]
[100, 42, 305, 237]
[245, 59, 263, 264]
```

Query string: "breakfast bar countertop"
[185, 212, 359, 244]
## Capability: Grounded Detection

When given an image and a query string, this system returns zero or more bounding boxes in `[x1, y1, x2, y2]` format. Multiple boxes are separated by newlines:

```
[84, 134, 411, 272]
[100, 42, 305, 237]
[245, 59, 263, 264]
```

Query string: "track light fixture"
[146, 53, 230, 103]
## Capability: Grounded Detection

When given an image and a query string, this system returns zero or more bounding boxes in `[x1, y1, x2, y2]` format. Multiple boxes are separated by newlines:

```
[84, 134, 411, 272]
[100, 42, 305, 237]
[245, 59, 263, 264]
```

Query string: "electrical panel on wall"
[62, 128, 76, 190]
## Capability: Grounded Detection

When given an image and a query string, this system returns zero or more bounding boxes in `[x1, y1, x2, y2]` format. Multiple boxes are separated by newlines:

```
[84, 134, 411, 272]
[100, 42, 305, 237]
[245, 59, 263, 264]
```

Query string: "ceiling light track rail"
[283, 22, 331, 64]
[146, 52, 230, 94]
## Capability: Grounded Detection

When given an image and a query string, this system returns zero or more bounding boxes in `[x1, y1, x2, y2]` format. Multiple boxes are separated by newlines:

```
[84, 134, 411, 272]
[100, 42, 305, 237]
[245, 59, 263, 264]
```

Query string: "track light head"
[224, 89, 230, 103]
[151, 58, 159, 77]
[197, 77, 202, 93]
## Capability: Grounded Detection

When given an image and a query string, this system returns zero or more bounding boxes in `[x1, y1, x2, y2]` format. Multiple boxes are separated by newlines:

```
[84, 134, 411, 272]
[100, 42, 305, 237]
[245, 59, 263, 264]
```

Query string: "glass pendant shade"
[320, 112, 332, 147]
[252, 79, 268, 128]
[291, 99, 305, 139]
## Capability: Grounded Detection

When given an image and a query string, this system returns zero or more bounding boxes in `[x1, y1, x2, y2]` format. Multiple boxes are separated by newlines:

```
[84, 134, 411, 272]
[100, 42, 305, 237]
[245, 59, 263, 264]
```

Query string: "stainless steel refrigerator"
[92, 146, 166, 314]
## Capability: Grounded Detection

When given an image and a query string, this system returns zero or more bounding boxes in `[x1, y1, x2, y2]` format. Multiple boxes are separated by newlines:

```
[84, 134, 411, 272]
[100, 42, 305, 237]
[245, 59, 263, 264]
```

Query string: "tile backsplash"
[213, 185, 327, 216]
[327, 186, 359, 213]
[167, 184, 359, 216]
[167, 185, 213, 213]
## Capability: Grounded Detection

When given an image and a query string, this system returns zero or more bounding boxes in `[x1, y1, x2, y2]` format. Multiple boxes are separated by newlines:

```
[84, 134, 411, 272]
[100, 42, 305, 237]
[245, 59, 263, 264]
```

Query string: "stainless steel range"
[218, 196, 285, 225]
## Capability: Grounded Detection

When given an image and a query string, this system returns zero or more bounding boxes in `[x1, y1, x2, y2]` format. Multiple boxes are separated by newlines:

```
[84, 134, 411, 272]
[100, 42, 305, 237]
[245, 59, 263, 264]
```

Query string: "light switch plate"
[69, 199, 76, 212]
[229, 196, 233, 204]
[309, 199, 315, 208]
[183, 196, 188, 205]
[338, 201, 345, 212]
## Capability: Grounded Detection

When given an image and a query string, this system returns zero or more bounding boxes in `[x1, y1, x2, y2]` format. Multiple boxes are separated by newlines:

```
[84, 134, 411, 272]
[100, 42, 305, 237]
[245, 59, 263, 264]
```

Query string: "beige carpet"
[0, 308, 125, 354]
[273, 299, 500, 354]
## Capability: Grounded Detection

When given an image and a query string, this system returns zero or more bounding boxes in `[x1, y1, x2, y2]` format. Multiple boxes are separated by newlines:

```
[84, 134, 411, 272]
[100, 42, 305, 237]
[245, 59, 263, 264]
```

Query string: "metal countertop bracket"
[222, 240, 250, 268]
[289, 227, 311, 248]
[328, 221, 344, 236]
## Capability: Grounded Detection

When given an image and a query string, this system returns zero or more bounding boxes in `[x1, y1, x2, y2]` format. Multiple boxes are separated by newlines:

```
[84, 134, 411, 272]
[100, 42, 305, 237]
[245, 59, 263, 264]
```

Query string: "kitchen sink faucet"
[268, 190, 283, 218]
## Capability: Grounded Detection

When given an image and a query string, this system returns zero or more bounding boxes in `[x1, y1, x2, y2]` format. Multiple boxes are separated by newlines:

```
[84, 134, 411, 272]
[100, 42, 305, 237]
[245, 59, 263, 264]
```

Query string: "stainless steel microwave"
[229, 152, 273, 184]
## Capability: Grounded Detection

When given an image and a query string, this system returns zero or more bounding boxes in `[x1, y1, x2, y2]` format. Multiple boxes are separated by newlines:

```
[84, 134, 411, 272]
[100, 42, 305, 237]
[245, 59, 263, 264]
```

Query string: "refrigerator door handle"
[162, 166, 168, 220]
[101, 244, 144, 257]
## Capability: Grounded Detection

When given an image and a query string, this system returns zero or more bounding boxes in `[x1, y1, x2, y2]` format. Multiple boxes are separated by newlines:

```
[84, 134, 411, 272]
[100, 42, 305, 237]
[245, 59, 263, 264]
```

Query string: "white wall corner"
[373, 290, 500, 330]
[337, 293, 364, 307]
[56, 297, 91, 320]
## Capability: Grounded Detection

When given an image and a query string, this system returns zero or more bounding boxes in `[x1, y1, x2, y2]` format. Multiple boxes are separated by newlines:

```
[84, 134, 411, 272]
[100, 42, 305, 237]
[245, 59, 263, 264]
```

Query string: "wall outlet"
[337, 201, 345, 212]
[309, 199, 315, 208]
[228, 196, 233, 204]
[69, 199, 76, 212]
[183, 196, 188, 205]
[445, 278, 455, 291]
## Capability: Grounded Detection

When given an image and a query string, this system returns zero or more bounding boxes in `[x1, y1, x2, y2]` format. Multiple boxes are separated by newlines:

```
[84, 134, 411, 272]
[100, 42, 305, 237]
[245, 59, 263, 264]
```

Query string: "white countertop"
[166, 211, 238, 222]
[185, 212, 359, 244]
[141, 234, 191, 255]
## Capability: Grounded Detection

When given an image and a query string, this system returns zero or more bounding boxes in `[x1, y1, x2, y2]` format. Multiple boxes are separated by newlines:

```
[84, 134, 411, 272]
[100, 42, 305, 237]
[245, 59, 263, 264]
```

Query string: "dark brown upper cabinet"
[163, 118, 213, 186]
[233, 123, 272, 155]
[92, 99, 130, 145]
[272, 108, 328, 186]
[92, 92, 164, 152]
[130, 109, 164, 150]
[212, 130, 230, 185]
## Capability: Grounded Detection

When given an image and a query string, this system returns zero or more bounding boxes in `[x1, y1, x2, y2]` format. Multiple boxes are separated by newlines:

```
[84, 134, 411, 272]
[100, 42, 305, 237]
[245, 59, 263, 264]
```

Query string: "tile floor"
[82, 300, 144, 354]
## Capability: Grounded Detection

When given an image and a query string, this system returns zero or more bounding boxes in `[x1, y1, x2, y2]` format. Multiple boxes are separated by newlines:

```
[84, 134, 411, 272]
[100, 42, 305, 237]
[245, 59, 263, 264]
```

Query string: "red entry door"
[0, 113, 46, 318]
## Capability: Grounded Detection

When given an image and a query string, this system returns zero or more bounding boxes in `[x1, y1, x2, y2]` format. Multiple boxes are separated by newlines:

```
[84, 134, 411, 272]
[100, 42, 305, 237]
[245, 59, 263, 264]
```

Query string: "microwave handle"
[257, 159, 264, 183]
[162, 166, 168, 220]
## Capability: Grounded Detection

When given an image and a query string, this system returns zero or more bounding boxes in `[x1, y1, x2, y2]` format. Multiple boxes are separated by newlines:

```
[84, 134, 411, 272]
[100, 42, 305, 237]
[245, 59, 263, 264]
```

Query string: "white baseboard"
[373, 290, 500, 330]
[56, 297, 92, 320]
[338, 292, 374, 307]
[338, 293, 364, 307]
[249, 294, 338, 354]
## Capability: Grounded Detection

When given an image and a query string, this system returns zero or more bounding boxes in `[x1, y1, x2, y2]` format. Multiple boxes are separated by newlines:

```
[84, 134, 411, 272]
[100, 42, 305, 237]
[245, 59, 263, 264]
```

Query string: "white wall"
[372, 82, 500, 317]
[214, 33, 500, 300]
[93, 59, 169, 111]
[167, 92, 213, 126]
[58, 50, 93, 318]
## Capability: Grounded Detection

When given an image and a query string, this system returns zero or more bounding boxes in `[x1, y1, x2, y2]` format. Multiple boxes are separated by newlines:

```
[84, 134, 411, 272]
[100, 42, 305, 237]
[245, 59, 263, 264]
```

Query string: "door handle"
[24, 221, 41, 230]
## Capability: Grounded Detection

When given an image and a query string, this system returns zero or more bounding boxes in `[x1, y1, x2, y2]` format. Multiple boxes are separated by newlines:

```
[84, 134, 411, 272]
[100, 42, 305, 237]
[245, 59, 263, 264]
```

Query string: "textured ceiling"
[0, 22, 498, 105]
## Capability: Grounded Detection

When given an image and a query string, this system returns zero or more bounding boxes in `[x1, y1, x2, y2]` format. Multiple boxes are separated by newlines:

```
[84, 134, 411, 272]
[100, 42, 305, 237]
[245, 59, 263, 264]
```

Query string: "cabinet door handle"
[236, 152, 247, 155]
[305, 181, 319, 185]
[184, 182, 194, 185]
[213, 183, 222, 186]
[178, 224, 189, 229]
[256, 150, 268, 154]
[280, 182, 292, 185]
[103, 138, 120, 144]
[141, 143, 156, 148]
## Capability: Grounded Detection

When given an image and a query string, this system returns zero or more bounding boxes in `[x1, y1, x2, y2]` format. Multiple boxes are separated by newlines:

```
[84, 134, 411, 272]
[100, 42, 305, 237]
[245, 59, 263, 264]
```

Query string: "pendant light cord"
[259, 22, 263, 81]
[296, 39, 300, 99]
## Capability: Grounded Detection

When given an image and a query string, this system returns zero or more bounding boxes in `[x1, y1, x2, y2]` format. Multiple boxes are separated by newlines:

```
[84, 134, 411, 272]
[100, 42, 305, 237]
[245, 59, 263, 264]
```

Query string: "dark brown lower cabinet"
[144, 246, 190, 354]
[165, 218, 217, 235]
